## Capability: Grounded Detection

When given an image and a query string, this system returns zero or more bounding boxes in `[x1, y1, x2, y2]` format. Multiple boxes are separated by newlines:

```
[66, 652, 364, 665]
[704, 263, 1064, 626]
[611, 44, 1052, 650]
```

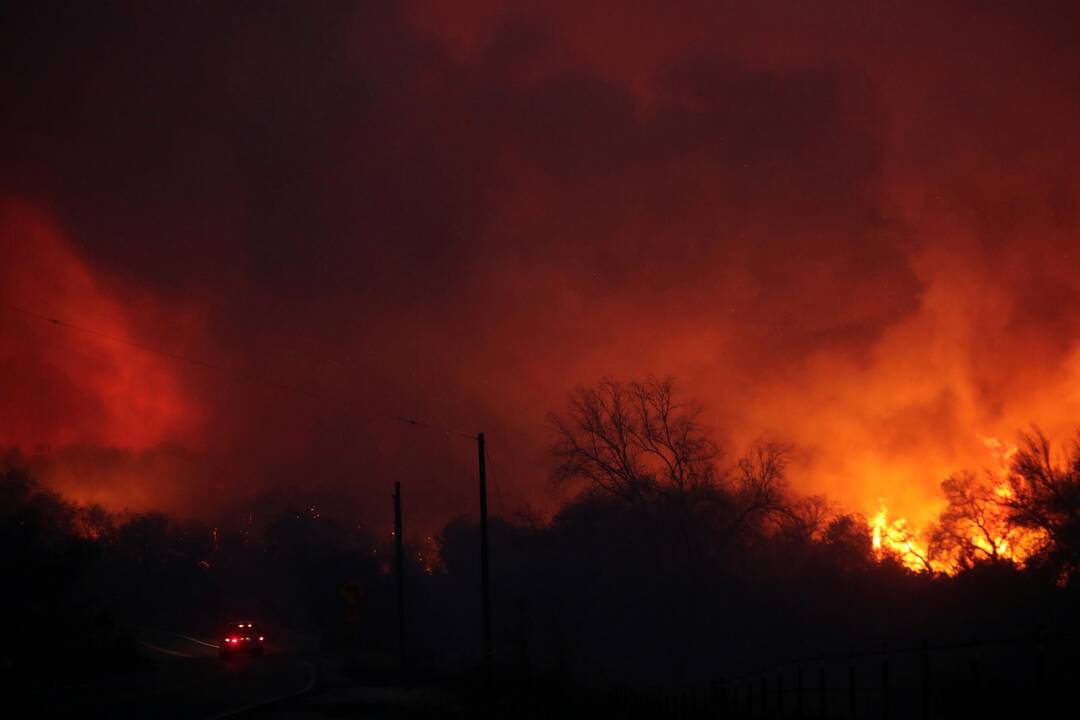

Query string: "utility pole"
[478, 432, 492, 682]
[393, 481, 405, 669]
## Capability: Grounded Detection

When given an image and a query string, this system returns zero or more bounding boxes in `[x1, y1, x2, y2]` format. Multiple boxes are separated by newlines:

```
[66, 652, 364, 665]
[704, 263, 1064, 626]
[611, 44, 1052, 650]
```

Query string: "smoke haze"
[3, 0, 1080, 533]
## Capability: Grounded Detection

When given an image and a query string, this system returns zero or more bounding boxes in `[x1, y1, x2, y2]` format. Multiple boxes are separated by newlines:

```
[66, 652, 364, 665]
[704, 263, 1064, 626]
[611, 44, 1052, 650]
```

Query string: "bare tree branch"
[549, 377, 718, 502]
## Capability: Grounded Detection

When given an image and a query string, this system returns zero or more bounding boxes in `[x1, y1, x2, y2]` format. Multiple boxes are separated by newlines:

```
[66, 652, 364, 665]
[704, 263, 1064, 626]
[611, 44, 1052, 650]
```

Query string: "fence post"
[920, 640, 929, 720]
[797, 665, 804, 719]
[848, 655, 856, 720]
[970, 635, 981, 690]
[880, 654, 889, 720]
[1035, 626, 1047, 715]
[761, 676, 767, 719]
[819, 663, 826, 720]
[748, 680, 754, 719]
[778, 672, 785, 719]
[1036, 625, 1047, 685]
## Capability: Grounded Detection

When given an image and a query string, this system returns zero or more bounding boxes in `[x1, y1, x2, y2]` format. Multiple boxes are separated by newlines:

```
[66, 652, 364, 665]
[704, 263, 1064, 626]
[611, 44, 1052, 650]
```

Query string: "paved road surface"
[15, 629, 316, 719]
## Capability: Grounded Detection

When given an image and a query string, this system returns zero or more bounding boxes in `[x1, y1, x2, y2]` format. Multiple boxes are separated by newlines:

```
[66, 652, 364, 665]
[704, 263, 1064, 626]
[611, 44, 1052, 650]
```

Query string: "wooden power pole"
[393, 481, 405, 668]
[478, 432, 492, 681]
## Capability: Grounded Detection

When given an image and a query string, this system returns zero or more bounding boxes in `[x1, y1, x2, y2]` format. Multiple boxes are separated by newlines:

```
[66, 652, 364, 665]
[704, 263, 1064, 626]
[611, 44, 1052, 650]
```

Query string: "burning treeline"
[551, 377, 1078, 580]
[2, 197, 1074, 571]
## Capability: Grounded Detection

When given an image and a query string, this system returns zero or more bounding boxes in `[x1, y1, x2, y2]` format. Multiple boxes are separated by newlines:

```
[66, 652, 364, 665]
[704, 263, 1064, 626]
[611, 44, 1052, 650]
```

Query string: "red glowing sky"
[2, 1, 1080, 531]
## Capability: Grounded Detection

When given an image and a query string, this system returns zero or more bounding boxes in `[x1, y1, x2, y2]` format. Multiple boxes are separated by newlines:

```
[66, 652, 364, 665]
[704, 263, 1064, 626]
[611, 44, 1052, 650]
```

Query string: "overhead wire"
[0, 300, 478, 441]
[482, 441, 506, 515]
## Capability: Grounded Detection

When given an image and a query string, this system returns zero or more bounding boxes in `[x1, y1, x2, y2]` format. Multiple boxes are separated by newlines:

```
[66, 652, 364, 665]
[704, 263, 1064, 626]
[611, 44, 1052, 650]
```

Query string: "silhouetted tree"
[549, 377, 718, 502]
[1004, 429, 1080, 579]
[775, 493, 832, 542]
[926, 472, 1024, 571]
[822, 513, 875, 572]
[731, 438, 794, 531]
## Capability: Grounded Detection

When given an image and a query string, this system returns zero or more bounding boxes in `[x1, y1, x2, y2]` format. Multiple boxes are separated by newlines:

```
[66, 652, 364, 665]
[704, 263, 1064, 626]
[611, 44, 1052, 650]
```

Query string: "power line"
[483, 441, 507, 514]
[0, 300, 477, 441]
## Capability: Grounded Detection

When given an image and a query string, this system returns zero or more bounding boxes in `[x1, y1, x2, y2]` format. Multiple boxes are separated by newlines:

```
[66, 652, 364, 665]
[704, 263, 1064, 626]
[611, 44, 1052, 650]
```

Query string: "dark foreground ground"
[8, 627, 536, 720]
[9, 628, 1073, 720]
[11, 629, 316, 719]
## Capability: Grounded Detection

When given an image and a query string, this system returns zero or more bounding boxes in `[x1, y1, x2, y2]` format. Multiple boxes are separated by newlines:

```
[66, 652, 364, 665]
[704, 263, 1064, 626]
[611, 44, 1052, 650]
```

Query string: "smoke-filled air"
[4, 1, 1080, 563]
[10, 3, 1080, 718]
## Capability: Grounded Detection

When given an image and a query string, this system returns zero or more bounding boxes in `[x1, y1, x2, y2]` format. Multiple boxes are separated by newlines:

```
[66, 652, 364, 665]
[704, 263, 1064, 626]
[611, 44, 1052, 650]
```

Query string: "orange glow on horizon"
[1, 199, 201, 510]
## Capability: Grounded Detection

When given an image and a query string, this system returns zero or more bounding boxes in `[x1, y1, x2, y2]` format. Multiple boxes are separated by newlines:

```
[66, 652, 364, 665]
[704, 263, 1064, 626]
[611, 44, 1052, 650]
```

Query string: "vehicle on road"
[219, 621, 264, 658]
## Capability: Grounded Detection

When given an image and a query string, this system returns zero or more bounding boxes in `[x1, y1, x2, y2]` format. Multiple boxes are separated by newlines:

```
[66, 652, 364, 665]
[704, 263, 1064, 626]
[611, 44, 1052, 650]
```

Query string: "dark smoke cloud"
[3, 1, 1080, 533]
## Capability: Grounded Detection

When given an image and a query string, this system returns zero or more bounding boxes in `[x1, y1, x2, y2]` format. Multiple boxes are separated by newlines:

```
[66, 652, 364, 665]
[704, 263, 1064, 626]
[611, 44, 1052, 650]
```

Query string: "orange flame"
[869, 502, 932, 572]
[868, 434, 1048, 574]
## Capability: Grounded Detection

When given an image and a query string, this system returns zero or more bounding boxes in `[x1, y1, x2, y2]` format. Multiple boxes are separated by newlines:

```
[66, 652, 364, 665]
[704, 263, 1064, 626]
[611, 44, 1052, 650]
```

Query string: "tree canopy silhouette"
[549, 377, 719, 502]
[1004, 429, 1080, 579]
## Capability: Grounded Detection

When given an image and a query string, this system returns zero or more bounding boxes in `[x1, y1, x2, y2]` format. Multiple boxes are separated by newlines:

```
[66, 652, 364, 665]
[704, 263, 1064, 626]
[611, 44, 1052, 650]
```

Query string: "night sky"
[3, 1, 1080, 536]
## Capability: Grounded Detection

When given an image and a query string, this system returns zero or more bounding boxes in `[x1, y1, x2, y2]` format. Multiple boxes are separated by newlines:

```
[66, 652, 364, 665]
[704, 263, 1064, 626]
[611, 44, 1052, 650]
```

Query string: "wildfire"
[978, 434, 1019, 474]
[867, 435, 1047, 574]
[869, 503, 931, 572]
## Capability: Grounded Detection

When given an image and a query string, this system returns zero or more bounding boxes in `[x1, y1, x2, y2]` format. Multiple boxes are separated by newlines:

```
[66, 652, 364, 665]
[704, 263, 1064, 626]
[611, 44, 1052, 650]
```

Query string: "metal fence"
[600, 627, 1080, 719]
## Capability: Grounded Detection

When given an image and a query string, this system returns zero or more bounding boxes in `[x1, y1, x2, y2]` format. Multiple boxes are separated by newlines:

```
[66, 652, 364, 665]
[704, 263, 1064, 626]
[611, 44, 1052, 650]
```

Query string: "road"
[14, 629, 317, 719]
